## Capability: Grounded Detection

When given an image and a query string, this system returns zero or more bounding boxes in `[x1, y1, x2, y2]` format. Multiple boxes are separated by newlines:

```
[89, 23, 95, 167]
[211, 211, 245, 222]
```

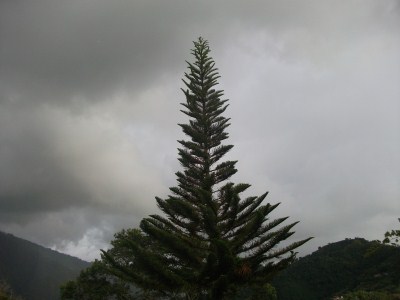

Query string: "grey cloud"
[3, 0, 396, 107]
[1, 1, 183, 107]
[0, 103, 162, 217]
[0, 106, 88, 213]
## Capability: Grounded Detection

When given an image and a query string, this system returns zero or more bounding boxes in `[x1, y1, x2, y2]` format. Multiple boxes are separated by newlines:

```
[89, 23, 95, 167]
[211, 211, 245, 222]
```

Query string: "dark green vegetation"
[0, 231, 89, 300]
[61, 229, 143, 300]
[60, 259, 137, 300]
[62, 229, 281, 299]
[0, 280, 24, 300]
[102, 37, 310, 299]
[63, 237, 400, 299]
[342, 290, 399, 300]
[383, 219, 400, 247]
[273, 238, 400, 300]
[1, 231, 399, 299]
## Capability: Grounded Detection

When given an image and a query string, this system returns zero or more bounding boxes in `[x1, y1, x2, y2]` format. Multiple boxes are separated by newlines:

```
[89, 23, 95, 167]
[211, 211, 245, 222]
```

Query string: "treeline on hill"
[0, 231, 89, 300]
[273, 238, 400, 300]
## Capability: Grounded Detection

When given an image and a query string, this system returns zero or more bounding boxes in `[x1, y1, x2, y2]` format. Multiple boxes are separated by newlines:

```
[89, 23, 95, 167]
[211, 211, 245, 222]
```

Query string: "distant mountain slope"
[0, 231, 90, 300]
[273, 238, 400, 300]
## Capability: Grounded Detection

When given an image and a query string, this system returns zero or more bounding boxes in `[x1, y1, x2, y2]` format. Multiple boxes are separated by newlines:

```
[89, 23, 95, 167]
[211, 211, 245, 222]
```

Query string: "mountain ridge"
[0, 231, 90, 300]
[273, 237, 400, 299]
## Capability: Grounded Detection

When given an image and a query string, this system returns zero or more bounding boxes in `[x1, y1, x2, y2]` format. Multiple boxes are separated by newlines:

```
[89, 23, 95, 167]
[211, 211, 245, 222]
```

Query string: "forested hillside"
[1, 232, 399, 300]
[273, 238, 400, 299]
[0, 231, 89, 300]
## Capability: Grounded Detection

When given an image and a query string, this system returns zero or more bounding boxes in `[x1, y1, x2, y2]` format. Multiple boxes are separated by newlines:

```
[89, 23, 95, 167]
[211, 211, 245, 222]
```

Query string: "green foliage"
[342, 290, 400, 300]
[0, 281, 23, 300]
[60, 260, 137, 300]
[273, 238, 400, 300]
[61, 229, 163, 299]
[232, 283, 278, 300]
[383, 218, 400, 247]
[102, 37, 310, 299]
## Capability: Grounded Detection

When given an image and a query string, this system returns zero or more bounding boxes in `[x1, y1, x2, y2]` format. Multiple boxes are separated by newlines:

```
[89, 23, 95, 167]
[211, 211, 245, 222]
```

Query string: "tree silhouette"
[103, 37, 311, 299]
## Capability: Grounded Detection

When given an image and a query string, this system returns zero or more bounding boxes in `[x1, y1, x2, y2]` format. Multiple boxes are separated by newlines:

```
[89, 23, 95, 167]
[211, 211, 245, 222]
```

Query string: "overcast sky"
[0, 0, 399, 261]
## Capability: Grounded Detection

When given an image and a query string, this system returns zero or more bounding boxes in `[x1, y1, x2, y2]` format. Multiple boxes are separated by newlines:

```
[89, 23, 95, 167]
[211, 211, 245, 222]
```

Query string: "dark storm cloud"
[4, 0, 392, 107]
[0, 106, 88, 213]
[1, 0, 180, 106]
[0, 0, 246, 107]
[0, 0, 399, 260]
[1, 0, 397, 105]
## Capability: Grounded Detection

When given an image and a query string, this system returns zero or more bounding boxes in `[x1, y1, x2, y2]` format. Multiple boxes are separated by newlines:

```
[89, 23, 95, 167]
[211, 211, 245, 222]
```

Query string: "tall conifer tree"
[103, 37, 311, 299]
